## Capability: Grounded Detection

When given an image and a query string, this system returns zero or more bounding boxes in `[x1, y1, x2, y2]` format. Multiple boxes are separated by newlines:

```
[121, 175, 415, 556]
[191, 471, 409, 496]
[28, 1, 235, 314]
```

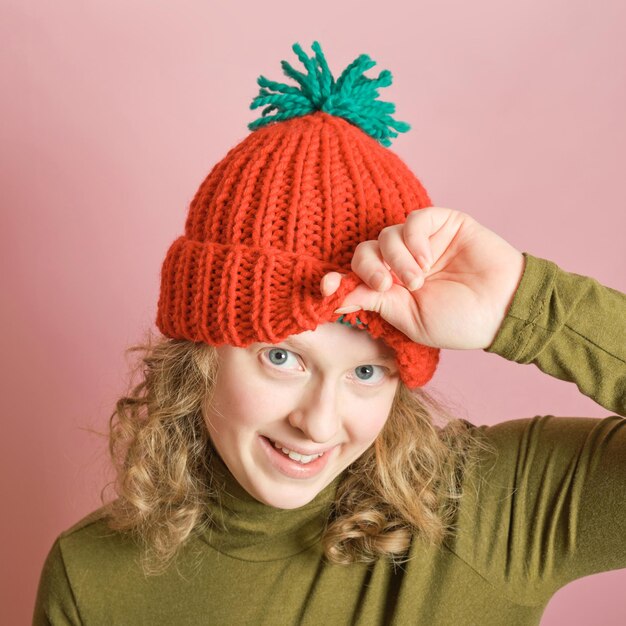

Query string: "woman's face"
[203, 322, 400, 509]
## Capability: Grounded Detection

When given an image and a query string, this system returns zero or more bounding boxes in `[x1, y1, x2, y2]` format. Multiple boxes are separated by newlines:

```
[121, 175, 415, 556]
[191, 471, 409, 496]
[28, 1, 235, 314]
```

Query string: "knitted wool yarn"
[156, 42, 439, 388]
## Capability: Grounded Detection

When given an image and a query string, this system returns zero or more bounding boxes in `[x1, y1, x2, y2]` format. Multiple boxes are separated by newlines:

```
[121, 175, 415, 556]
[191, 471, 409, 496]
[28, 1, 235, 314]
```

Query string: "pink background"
[2, 1, 625, 623]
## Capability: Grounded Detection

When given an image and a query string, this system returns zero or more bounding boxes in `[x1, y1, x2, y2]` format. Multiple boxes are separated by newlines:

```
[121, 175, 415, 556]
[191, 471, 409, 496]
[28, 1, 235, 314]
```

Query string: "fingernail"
[334, 305, 361, 314]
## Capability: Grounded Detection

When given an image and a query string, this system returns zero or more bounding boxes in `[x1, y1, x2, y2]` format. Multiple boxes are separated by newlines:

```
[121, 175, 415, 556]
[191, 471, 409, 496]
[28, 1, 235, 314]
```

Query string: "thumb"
[320, 271, 348, 297]
[332, 282, 393, 315]
[333, 281, 424, 346]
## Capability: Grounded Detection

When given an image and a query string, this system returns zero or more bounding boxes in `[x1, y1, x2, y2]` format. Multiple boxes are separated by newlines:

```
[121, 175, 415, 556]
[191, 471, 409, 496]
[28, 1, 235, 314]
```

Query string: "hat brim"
[156, 236, 439, 388]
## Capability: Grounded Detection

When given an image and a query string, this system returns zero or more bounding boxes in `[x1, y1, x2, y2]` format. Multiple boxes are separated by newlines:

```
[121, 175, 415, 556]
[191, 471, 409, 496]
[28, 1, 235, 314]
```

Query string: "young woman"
[33, 42, 625, 625]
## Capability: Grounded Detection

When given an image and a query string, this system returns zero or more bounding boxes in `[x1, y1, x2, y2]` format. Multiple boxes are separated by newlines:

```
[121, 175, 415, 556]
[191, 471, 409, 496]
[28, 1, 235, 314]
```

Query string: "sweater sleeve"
[449, 252, 626, 605]
[32, 537, 82, 626]
[484, 252, 626, 416]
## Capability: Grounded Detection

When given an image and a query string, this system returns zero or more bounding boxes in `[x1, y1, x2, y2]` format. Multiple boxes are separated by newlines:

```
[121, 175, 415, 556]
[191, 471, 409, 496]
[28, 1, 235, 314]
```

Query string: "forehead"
[276, 322, 397, 363]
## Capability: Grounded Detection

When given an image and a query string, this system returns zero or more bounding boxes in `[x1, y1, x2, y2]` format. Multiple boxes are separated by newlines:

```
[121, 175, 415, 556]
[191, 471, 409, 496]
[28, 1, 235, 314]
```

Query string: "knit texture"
[156, 44, 440, 388]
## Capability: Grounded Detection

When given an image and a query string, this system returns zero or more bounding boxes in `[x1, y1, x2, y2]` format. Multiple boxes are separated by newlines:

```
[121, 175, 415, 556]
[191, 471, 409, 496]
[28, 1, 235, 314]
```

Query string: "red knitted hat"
[156, 42, 439, 387]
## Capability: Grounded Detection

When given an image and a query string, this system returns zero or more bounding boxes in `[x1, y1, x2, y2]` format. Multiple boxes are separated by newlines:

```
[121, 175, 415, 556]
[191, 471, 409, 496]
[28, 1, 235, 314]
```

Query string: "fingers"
[379, 225, 427, 291]
[351, 240, 394, 291]
[352, 228, 426, 293]
[403, 210, 436, 271]
[320, 271, 344, 296]
[322, 207, 459, 300]
[351, 207, 455, 293]
[406, 206, 466, 264]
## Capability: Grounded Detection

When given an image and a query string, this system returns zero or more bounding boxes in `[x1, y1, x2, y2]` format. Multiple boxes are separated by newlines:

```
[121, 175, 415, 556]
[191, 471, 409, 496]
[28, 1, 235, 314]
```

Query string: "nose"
[287, 378, 341, 444]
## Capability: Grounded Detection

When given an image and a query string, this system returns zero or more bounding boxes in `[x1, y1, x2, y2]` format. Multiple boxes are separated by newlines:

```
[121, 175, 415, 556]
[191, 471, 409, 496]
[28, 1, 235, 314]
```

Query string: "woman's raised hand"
[321, 206, 526, 350]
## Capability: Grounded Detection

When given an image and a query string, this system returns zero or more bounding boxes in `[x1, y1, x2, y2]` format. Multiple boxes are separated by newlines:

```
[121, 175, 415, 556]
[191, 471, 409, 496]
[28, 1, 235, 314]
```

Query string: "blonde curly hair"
[102, 329, 486, 575]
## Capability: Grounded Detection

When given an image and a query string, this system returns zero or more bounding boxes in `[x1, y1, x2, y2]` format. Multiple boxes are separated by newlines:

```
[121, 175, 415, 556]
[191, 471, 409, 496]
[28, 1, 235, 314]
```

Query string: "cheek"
[207, 368, 291, 430]
[345, 396, 394, 445]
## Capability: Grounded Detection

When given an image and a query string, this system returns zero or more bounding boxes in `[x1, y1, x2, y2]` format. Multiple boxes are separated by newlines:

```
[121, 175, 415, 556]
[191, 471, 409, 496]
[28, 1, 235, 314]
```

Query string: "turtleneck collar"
[199, 451, 342, 562]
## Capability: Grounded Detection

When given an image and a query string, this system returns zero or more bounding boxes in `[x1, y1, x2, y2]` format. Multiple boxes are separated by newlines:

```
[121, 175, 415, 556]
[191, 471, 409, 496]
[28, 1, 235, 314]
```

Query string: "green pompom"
[248, 41, 410, 147]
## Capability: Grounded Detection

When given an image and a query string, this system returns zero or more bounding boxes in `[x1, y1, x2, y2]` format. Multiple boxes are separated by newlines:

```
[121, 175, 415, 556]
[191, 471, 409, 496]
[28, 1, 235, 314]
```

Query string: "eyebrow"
[280, 336, 398, 365]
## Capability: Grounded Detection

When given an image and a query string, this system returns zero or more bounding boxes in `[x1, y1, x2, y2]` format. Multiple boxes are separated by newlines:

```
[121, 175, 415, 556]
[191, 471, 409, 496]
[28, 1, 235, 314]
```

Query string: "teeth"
[272, 440, 323, 464]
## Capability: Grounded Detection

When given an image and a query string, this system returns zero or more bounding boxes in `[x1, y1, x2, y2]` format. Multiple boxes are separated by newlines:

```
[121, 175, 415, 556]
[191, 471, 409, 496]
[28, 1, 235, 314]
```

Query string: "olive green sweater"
[33, 253, 626, 625]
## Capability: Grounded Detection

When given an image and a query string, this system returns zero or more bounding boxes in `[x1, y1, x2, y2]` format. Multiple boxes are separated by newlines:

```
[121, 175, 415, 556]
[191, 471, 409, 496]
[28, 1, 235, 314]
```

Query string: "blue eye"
[352, 364, 387, 385]
[264, 348, 300, 369]
[261, 348, 389, 386]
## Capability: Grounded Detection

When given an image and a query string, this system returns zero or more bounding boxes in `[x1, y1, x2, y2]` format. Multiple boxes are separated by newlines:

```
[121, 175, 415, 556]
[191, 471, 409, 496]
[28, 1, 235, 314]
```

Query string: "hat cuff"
[156, 236, 439, 387]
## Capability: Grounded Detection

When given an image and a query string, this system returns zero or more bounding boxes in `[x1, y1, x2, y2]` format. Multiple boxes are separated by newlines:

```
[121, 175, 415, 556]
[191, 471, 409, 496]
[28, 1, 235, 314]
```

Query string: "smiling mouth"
[268, 440, 325, 464]
[263, 435, 337, 463]
[259, 436, 334, 478]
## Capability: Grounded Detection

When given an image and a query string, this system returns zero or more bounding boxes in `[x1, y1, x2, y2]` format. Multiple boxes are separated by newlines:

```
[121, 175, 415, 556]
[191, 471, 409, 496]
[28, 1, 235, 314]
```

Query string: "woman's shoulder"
[59, 504, 111, 538]
[446, 414, 626, 603]
[36, 504, 146, 612]
[36, 506, 155, 623]
[459, 414, 623, 480]
[470, 414, 622, 455]
[52, 503, 140, 568]
[451, 413, 625, 546]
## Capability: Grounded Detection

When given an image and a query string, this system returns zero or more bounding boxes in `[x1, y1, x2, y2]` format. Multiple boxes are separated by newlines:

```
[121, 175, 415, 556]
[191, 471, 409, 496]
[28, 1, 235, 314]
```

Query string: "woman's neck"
[199, 450, 342, 561]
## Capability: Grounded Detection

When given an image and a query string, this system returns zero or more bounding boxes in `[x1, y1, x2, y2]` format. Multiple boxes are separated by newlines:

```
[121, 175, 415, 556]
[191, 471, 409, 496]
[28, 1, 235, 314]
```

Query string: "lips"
[259, 436, 335, 479]
[271, 441, 324, 464]
[264, 436, 333, 457]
